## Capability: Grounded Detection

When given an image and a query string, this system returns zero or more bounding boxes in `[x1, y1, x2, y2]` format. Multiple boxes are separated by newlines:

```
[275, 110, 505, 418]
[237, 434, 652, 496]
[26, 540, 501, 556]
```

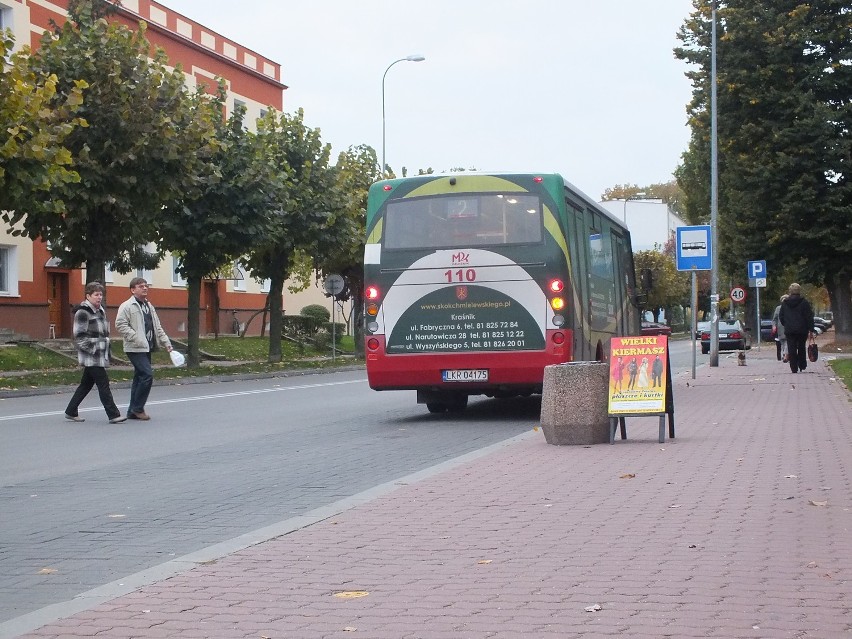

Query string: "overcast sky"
[162, 1, 697, 201]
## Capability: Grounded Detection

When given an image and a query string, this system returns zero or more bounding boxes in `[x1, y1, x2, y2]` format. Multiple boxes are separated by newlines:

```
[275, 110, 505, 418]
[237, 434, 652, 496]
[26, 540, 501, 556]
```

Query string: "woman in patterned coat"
[64, 282, 127, 423]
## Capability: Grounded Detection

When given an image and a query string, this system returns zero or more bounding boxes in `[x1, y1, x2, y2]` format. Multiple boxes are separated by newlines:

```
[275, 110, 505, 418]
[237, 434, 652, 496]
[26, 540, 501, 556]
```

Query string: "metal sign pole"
[331, 299, 336, 363]
[691, 271, 697, 380]
[755, 285, 761, 350]
[323, 274, 345, 363]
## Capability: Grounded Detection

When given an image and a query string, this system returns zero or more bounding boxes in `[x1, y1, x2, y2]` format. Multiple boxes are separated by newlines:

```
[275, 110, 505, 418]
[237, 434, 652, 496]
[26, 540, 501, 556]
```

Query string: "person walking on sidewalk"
[772, 294, 789, 363]
[115, 277, 173, 420]
[64, 282, 127, 424]
[779, 283, 814, 374]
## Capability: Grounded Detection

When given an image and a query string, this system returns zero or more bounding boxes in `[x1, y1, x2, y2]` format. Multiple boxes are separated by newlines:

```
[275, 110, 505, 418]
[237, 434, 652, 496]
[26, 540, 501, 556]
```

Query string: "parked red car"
[641, 321, 672, 336]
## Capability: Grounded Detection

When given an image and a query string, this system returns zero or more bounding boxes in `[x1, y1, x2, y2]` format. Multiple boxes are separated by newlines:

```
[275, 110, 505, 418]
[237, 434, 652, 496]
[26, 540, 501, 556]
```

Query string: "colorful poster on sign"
[608, 336, 669, 414]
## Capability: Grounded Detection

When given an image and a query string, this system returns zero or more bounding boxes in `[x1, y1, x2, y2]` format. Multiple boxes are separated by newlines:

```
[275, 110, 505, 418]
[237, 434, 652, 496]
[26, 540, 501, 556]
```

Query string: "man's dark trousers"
[127, 351, 153, 414]
[787, 333, 807, 373]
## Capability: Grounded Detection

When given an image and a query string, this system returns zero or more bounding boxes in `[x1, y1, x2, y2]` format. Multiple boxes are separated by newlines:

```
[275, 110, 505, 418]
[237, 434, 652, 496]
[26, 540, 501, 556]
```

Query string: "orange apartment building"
[0, 0, 313, 340]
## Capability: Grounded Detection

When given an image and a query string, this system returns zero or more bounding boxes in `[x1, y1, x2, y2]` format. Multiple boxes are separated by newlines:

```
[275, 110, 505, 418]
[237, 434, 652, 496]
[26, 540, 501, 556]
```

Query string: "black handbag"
[807, 336, 819, 362]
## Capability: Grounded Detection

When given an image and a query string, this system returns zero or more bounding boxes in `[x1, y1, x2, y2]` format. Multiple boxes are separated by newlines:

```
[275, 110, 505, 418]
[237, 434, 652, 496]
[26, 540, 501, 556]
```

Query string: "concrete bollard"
[540, 361, 610, 445]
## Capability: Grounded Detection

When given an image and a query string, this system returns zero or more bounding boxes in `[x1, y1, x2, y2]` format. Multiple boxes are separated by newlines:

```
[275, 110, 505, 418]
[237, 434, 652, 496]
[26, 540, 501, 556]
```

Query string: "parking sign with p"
[747, 260, 766, 279]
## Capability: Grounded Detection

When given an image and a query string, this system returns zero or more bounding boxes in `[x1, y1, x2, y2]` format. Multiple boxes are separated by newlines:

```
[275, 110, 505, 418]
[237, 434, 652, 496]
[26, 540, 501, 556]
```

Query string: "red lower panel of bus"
[365, 330, 573, 392]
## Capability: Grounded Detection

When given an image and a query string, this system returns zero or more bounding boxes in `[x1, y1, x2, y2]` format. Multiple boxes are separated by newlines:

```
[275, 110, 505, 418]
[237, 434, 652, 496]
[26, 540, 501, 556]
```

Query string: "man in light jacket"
[116, 277, 173, 420]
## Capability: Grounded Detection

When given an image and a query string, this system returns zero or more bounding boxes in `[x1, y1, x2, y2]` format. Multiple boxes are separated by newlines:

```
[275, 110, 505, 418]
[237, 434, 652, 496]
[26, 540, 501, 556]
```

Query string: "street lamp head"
[382, 55, 427, 178]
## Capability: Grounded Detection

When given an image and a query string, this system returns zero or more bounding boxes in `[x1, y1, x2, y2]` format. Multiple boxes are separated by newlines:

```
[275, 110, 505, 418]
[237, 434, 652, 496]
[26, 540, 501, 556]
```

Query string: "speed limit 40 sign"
[730, 286, 747, 303]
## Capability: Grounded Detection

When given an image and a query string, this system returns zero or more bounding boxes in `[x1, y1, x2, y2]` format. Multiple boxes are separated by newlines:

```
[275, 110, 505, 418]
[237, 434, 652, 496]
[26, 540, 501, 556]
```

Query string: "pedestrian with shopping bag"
[779, 283, 815, 374]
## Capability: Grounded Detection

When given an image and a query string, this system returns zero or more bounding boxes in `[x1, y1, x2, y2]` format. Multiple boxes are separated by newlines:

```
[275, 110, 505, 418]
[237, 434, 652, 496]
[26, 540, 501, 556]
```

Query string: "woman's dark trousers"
[65, 366, 121, 419]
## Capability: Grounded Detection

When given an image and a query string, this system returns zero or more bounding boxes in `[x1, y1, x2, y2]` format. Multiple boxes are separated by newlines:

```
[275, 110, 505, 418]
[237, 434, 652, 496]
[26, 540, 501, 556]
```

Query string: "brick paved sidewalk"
[10, 348, 852, 639]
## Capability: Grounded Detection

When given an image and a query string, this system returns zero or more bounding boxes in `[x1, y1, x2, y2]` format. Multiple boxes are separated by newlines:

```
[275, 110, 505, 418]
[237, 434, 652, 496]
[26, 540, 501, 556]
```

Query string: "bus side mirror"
[641, 269, 653, 291]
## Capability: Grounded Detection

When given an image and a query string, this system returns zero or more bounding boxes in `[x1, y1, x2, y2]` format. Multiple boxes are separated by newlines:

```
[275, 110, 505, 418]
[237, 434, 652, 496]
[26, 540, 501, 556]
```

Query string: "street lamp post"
[709, 1, 720, 366]
[382, 54, 425, 177]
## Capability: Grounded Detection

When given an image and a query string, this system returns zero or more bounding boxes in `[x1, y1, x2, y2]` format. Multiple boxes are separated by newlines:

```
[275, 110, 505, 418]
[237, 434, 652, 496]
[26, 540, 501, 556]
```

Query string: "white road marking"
[0, 379, 366, 421]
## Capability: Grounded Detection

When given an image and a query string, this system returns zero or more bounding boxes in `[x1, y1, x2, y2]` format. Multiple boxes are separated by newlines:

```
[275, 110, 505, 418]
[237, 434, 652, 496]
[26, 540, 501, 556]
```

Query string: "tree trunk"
[261, 292, 270, 338]
[267, 273, 285, 363]
[186, 276, 202, 368]
[86, 260, 107, 290]
[351, 288, 365, 358]
[343, 265, 365, 358]
[212, 279, 221, 339]
[826, 271, 851, 341]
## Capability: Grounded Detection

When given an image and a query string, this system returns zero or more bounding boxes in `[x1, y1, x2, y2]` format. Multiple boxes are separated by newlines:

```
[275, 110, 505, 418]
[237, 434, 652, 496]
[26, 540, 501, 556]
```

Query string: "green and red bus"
[363, 172, 640, 413]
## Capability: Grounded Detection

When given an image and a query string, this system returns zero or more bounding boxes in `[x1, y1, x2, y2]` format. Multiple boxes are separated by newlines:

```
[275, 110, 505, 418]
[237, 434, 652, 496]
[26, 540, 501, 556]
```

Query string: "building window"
[135, 266, 153, 281]
[135, 242, 155, 282]
[0, 4, 11, 64]
[171, 255, 186, 287]
[233, 262, 246, 291]
[0, 245, 19, 296]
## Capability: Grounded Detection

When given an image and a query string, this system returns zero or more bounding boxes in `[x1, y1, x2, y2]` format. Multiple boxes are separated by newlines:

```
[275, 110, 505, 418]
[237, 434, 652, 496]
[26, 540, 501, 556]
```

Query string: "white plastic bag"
[169, 350, 186, 367]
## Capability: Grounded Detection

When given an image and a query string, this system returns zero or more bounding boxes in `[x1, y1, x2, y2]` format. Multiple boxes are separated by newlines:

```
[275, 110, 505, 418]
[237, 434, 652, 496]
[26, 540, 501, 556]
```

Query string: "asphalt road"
[0, 342, 706, 628]
[0, 369, 539, 625]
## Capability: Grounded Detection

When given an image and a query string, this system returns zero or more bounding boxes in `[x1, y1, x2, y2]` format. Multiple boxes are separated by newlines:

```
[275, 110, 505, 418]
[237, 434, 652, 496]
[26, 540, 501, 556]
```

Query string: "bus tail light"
[366, 285, 381, 317]
[552, 332, 565, 345]
[548, 279, 564, 293]
[367, 337, 380, 351]
[550, 297, 565, 311]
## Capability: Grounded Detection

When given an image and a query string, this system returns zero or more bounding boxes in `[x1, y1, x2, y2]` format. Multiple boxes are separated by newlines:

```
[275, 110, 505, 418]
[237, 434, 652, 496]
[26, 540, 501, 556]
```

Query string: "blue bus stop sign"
[676, 226, 712, 271]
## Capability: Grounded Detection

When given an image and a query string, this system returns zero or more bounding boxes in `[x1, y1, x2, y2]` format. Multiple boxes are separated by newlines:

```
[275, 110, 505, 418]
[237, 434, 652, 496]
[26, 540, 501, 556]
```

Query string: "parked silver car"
[700, 319, 752, 354]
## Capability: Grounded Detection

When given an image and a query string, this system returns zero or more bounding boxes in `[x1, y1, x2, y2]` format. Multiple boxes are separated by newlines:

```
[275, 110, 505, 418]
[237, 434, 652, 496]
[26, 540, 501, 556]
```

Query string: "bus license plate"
[442, 369, 488, 382]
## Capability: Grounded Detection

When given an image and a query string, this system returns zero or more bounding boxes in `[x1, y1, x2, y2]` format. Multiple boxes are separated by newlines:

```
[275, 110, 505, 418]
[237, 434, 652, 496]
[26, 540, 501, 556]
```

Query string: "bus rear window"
[383, 193, 543, 250]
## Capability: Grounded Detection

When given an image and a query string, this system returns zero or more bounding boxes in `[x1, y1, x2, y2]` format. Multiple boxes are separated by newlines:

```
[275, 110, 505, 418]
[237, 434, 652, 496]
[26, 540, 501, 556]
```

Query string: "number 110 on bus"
[445, 268, 476, 282]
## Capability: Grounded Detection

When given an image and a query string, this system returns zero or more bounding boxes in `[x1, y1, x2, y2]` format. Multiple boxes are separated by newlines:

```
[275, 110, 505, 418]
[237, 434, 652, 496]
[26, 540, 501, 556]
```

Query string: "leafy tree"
[311, 144, 379, 357]
[634, 245, 689, 324]
[243, 108, 345, 363]
[0, 33, 86, 228]
[158, 95, 276, 367]
[601, 180, 685, 216]
[675, 0, 852, 338]
[17, 0, 212, 287]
